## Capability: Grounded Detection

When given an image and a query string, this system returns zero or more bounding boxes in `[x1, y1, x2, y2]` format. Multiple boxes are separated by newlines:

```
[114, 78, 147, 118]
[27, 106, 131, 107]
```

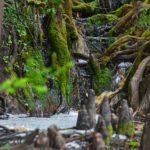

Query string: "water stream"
[0, 112, 78, 131]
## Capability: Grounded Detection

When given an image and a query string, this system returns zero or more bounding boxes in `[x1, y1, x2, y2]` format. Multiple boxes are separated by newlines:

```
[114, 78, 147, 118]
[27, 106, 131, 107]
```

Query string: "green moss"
[63, 14, 78, 50]
[51, 52, 58, 71]
[106, 124, 113, 146]
[48, 12, 71, 102]
[110, 4, 133, 17]
[117, 121, 135, 136]
[72, 0, 98, 14]
[63, 0, 73, 18]
[142, 27, 150, 37]
[88, 58, 112, 94]
[87, 14, 117, 25]
[144, 0, 150, 4]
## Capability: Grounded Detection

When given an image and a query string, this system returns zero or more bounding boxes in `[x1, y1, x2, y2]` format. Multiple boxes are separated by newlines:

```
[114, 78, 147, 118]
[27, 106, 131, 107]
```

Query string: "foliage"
[98, 67, 112, 92]
[88, 58, 112, 94]
[0, 56, 72, 109]
[131, 7, 150, 32]
[126, 140, 140, 147]
[1, 0, 75, 109]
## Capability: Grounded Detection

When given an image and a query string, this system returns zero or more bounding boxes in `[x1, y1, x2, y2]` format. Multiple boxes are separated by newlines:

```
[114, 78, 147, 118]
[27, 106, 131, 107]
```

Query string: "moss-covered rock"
[87, 14, 117, 25]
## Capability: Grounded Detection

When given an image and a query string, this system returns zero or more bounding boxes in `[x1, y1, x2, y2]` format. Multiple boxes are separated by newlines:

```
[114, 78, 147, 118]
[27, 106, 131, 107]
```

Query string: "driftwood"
[130, 56, 150, 108]
[71, 52, 89, 60]
[96, 87, 122, 111]
[65, 131, 94, 143]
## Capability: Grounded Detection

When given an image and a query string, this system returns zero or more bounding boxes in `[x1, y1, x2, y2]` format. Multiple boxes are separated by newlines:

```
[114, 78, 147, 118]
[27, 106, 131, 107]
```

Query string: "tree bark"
[0, 0, 4, 43]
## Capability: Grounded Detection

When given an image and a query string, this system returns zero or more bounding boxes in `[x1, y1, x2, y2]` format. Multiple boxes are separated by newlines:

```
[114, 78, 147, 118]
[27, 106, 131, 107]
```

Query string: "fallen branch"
[65, 131, 94, 143]
[95, 87, 123, 111]
[71, 52, 89, 60]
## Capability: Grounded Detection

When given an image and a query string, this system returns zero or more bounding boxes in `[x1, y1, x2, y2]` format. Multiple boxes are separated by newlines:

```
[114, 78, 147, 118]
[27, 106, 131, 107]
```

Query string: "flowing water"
[0, 112, 78, 131]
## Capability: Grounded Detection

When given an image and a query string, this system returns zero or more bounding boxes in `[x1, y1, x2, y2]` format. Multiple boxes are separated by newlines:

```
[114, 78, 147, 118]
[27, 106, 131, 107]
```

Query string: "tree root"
[130, 56, 150, 109]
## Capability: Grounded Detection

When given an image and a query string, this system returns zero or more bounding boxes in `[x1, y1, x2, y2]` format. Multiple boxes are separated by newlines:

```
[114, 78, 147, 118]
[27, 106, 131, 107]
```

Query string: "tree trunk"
[0, 0, 4, 43]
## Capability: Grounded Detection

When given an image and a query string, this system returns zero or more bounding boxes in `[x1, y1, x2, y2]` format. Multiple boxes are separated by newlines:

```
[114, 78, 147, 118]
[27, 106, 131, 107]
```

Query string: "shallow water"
[0, 112, 78, 131]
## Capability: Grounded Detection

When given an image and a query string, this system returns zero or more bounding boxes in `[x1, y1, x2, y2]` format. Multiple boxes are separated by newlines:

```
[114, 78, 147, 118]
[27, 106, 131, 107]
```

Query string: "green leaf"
[6, 88, 16, 94]
[126, 141, 140, 147]
[0, 80, 12, 90]
[13, 78, 28, 88]
[32, 86, 48, 93]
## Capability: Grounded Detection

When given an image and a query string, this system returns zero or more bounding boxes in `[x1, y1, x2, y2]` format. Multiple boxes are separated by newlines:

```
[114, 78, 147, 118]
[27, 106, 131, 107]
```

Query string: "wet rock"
[92, 133, 107, 150]
[117, 99, 134, 136]
[95, 115, 108, 141]
[118, 62, 132, 71]
[76, 104, 90, 130]
[48, 125, 65, 150]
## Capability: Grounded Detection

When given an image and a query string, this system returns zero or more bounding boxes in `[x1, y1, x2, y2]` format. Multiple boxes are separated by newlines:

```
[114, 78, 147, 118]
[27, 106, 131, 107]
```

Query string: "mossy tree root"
[104, 35, 146, 56]
[109, 2, 148, 35]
